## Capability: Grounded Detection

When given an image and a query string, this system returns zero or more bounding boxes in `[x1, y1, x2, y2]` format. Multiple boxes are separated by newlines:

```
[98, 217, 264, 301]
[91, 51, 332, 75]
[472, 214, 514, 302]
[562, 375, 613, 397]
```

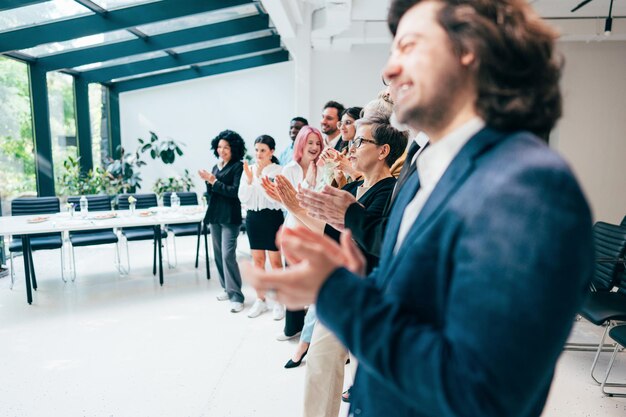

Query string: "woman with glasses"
[263, 118, 407, 410]
[321, 107, 363, 188]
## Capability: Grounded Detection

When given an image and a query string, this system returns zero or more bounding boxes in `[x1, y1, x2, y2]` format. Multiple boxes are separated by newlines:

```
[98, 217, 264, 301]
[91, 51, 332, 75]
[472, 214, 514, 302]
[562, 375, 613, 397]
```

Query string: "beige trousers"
[303, 323, 349, 417]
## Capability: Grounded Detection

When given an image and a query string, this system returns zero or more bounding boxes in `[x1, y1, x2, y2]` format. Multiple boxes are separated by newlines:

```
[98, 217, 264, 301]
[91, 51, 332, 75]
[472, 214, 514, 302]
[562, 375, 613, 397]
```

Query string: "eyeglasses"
[349, 136, 378, 149]
[337, 120, 354, 129]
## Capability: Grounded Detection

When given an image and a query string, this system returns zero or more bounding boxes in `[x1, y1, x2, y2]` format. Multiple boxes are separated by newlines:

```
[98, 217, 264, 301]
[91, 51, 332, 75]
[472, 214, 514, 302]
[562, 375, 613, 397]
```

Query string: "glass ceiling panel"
[111, 64, 186, 82]
[90, 0, 161, 11]
[136, 3, 259, 36]
[170, 30, 274, 54]
[0, 0, 93, 33]
[20, 29, 136, 58]
[111, 48, 285, 83]
[193, 48, 284, 68]
[73, 50, 168, 71]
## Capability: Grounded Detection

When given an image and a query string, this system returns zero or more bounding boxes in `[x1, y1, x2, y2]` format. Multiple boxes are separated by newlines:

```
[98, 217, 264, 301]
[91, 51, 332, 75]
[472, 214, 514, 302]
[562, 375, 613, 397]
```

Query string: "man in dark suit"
[243, 1, 593, 416]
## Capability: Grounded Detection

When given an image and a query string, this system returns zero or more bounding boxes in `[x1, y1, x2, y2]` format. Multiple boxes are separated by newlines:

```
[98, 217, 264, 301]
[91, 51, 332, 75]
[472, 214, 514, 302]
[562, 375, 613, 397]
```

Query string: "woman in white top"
[279, 126, 326, 230]
[238, 135, 284, 319]
[262, 125, 324, 343]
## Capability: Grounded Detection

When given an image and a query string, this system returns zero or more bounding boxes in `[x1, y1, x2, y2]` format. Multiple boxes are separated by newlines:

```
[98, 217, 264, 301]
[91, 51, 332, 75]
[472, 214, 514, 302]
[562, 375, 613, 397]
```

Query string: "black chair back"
[163, 192, 198, 207]
[117, 193, 158, 210]
[592, 222, 626, 291]
[11, 197, 61, 240]
[67, 195, 112, 212]
[12, 197, 60, 216]
[67, 195, 114, 236]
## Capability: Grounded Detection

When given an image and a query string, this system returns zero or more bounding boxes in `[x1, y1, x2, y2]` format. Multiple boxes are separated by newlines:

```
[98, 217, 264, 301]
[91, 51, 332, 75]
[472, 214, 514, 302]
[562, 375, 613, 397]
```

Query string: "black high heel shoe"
[284, 349, 309, 369]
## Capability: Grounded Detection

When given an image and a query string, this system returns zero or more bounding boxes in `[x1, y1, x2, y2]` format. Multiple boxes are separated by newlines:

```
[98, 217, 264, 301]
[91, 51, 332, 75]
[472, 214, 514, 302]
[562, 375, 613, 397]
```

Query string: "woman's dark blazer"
[204, 160, 243, 225]
[324, 176, 396, 272]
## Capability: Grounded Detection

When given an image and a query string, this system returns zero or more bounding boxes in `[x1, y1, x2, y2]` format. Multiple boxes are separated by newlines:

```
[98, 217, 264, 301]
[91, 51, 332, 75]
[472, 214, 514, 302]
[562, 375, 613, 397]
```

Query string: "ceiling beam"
[35, 14, 270, 72]
[260, 0, 297, 38]
[111, 50, 289, 93]
[0, 0, 250, 54]
[81, 35, 281, 83]
[0, 0, 47, 12]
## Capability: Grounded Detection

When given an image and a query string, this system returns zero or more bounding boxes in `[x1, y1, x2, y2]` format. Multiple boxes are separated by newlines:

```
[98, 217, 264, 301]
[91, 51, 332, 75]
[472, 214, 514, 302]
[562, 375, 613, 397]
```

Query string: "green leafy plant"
[105, 145, 146, 194]
[101, 132, 185, 194]
[138, 131, 185, 164]
[58, 155, 112, 196]
[152, 169, 194, 197]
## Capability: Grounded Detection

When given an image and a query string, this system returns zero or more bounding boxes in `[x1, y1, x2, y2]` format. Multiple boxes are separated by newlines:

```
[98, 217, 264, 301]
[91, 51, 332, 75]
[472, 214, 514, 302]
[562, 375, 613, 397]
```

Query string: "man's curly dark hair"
[210, 130, 246, 162]
[388, 0, 562, 138]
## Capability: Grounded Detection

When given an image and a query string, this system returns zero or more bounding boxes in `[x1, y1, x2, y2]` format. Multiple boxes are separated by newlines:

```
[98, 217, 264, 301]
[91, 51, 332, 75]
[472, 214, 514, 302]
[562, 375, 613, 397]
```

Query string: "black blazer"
[344, 143, 421, 259]
[324, 176, 396, 272]
[204, 160, 243, 225]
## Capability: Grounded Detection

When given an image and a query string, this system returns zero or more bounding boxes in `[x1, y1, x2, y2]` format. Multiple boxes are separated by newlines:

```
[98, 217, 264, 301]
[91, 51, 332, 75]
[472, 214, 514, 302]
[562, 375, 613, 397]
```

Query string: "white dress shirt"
[394, 118, 485, 253]
[281, 160, 325, 229]
[238, 163, 282, 211]
[326, 134, 341, 149]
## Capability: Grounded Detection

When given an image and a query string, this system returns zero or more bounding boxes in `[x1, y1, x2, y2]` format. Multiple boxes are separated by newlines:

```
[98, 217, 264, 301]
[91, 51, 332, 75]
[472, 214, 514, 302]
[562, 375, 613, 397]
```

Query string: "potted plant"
[152, 169, 194, 198]
[139, 131, 185, 165]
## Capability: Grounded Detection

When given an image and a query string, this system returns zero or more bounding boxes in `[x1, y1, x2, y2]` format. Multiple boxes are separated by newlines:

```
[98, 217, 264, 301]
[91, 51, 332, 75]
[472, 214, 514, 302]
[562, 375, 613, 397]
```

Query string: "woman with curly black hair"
[198, 129, 246, 313]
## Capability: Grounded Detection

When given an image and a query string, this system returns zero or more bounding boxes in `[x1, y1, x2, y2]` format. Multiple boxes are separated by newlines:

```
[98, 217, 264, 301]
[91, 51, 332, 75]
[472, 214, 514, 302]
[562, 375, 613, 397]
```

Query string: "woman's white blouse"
[238, 163, 283, 211]
[281, 160, 325, 229]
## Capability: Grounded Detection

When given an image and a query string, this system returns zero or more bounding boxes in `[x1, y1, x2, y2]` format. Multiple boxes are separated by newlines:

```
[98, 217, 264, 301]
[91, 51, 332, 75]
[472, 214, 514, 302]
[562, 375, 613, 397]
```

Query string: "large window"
[0, 57, 36, 216]
[89, 83, 110, 168]
[47, 71, 78, 195]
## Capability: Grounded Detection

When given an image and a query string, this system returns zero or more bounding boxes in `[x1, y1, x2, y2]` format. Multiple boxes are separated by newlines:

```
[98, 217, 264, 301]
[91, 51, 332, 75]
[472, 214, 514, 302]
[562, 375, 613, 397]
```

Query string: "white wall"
[309, 44, 391, 122]
[555, 41, 626, 224]
[119, 61, 295, 195]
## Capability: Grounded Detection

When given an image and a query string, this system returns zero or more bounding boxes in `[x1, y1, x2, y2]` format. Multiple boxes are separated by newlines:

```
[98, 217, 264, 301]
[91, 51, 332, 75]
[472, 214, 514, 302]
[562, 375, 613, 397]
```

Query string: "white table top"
[0, 206, 206, 237]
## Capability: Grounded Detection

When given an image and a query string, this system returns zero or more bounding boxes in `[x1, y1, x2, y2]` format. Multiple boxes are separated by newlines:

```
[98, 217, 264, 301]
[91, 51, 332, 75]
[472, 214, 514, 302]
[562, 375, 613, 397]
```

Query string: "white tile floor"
[0, 234, 625, 417]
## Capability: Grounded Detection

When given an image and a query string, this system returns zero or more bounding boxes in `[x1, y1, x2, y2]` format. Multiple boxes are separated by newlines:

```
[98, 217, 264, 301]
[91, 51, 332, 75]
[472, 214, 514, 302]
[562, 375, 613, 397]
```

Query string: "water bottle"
[80, 195, 88, 218]
[170, 192, 180, 210]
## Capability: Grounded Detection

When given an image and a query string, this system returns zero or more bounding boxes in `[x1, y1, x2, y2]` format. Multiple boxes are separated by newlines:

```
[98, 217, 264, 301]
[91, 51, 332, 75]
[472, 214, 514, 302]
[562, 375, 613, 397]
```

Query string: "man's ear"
[460, 51, 475, 67]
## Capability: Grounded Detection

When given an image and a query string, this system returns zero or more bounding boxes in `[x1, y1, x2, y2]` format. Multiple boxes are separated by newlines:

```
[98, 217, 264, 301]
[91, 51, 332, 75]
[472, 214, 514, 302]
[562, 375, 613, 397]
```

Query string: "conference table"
[0, 207, 208, 304]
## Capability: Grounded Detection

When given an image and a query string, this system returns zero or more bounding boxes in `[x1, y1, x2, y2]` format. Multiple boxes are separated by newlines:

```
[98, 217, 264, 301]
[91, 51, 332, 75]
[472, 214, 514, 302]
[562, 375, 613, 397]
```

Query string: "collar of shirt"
[415, 117, 485, 192]
[392, 117, 484, 254]
[326, 134, 341, 149]
[409, 131, 430, 163]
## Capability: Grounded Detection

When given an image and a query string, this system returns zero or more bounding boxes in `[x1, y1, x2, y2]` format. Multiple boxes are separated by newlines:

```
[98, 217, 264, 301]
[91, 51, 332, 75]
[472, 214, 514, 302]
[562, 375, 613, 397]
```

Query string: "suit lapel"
[376, 172, 421, 281]
[377, 127, 506, 288]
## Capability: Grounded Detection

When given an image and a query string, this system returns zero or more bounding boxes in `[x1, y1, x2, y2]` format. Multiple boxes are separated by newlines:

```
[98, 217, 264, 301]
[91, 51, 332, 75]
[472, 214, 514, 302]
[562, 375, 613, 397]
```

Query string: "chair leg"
[590, 323, 614, 385]
[601, 343, 626, 396]
[565, 318, 617, 352]
[61, 231, 71, 282]
[124, 236, 131, 273]
[69, 245, 77, 282]
[166, 233, 177, 269]
[9, 252, 15, 290]
[114, 241, 129, 276]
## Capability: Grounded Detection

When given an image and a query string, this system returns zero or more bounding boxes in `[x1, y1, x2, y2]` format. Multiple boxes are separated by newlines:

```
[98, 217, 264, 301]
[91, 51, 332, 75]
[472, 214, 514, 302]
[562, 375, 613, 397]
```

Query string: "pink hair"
[292, 125, 323, 163]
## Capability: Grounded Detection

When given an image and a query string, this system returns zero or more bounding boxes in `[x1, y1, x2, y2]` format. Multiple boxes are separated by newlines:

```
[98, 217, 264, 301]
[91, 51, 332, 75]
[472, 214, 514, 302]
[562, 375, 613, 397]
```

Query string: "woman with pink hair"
[272, 126, 324, 342]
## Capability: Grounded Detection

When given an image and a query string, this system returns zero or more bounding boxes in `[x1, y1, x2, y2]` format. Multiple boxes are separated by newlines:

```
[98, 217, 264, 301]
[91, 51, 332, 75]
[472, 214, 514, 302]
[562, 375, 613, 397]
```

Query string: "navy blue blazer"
[316, 128, 593, 417]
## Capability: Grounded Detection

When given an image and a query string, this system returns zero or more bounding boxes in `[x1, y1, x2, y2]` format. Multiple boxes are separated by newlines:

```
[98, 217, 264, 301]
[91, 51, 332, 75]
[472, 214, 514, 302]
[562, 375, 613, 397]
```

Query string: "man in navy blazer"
[244, 1, 593, 416]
